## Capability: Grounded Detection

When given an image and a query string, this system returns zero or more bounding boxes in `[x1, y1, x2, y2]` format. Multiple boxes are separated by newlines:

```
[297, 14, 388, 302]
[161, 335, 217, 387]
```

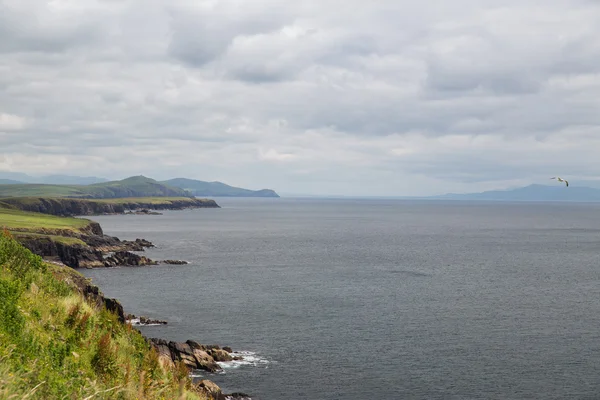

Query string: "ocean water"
[82, 199, 600, 400]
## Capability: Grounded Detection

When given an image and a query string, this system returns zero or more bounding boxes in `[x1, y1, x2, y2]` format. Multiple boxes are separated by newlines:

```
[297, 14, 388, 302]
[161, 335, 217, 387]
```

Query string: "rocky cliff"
[2, 197, 219, 216]
[17, 231, 157, 268]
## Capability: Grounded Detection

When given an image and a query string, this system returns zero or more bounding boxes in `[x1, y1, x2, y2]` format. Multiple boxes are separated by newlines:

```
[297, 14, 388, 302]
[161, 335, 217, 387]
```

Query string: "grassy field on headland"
[0, 232, 208, 399]
[0, 176, 192, 199]
[0, 204, 95, 246]
[0, 206, 90, 232]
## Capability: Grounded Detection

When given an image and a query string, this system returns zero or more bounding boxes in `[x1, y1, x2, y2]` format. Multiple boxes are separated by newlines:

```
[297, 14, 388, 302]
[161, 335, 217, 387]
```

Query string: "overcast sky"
[1, 0, 600, 196]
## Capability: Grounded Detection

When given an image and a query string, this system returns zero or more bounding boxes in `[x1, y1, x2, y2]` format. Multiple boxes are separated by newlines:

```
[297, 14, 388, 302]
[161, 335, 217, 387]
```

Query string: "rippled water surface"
[82, 199, 600, 399]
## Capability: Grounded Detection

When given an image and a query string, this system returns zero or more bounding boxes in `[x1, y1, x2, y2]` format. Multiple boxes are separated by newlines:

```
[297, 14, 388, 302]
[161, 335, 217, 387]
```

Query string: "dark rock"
[126, 314, 167, 325]
[223, 346, 233, 353]
[187, 340, 206, 351]
[226, 393, 252, 400]
[20, 238, 104, 268]
[103, 251, 158, 267]
[135, 238, 154, 248]
[209, 349, 233, 362]
[126, 209, 163, 215]
[104, 298, 125, 323]
[162, 259, 189, 265]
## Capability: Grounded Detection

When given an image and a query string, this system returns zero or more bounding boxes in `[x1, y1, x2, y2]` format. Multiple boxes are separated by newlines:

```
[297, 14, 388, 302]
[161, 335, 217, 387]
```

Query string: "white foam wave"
[126, 318, 164, 327]
[217, 351, 271, 370]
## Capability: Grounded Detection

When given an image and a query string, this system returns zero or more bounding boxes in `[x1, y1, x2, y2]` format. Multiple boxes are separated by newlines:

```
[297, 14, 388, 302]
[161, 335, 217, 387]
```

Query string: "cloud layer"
[1, 0, 600, 195]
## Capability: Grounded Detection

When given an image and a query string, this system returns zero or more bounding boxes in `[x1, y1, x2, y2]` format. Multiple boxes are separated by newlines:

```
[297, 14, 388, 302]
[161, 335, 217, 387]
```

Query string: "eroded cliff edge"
[2, 197, 219, 216]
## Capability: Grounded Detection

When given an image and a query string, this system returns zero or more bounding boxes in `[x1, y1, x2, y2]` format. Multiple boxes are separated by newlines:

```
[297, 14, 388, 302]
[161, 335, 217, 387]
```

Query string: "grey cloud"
[2, 0, 600, 195]
[167, 3, 290, 67]
[0, 1, 105, 53]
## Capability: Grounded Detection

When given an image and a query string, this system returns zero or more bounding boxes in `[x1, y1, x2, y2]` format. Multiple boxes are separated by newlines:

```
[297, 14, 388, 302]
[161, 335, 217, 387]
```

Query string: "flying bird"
[551, 177, 569, 187]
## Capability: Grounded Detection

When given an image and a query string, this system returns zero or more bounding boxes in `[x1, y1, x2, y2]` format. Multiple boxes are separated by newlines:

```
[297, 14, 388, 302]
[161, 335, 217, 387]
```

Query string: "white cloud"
[258, 148, 297, 162]
[0, 113, 26, 130]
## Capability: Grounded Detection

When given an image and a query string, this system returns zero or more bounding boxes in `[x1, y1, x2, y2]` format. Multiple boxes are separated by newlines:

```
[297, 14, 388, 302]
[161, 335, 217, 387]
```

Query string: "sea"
[81, 198, 600, 400]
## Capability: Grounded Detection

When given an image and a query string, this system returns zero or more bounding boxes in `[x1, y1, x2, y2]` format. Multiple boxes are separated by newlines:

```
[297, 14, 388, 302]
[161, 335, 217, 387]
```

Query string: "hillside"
[163, 178, 279, 198]
[0, 176, 193, 199]
[436, 184, 600, 202]
[0, 232, 210, 399]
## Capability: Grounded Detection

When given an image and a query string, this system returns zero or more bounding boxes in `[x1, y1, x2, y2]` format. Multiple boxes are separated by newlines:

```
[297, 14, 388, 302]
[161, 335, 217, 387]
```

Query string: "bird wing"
[565, 180, 569, 187]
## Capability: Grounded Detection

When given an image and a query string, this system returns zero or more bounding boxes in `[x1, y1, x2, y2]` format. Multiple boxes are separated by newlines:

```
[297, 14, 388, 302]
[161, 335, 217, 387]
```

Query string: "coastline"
[1, 196, 220, 216]
[10, 199, 216, 268]
[2, 198, 255, 397]
[52, 208, 253, 399]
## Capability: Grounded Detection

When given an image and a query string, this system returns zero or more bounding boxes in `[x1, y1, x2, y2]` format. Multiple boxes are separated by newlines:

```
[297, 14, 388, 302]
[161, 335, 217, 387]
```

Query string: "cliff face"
[2, 197, 219, 216]
[19, 234, 161, 269]
[20, 237, 104, 268]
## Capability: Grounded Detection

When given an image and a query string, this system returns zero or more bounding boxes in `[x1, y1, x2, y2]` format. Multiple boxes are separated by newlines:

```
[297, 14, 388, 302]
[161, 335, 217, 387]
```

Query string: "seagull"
[551, 177, 569, 187]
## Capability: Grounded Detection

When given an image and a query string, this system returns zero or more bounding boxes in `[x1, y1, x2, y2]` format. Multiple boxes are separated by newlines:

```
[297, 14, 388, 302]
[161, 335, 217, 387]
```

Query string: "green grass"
[0, 232, 207, 399]
[0, 184, 82, 198]
[0, 207, 90, 233]
[9, 231, 87, 246]
[0, 176, 192, 199]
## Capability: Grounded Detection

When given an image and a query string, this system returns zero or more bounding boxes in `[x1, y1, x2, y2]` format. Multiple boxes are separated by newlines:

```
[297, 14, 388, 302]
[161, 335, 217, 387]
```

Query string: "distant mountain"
[436, 184, 600, 202]
[0, 172, 108, 185]
[0, 179, 24, 185]
[0, 172, 34, 182]
[162, 178, 280, 198]
[39, 175, 109, 185]
[0, 176, 192, 199]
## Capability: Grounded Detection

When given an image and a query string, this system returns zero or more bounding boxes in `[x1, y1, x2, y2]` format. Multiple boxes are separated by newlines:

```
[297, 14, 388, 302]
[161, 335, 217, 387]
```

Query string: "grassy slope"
[8, 231, 87, 246]
[0, 176, 192, 199]
[0, 206, 94, 248]
[0, 232, 207, 399]
[0, 207, 90, 232]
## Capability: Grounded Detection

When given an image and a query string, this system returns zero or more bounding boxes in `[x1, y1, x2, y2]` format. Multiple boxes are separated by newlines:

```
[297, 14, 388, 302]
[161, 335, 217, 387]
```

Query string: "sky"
[1, 0, 600, 196]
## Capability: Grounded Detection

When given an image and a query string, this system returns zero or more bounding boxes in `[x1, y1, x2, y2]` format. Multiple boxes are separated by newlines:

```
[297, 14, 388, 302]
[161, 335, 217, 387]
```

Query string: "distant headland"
[0, 173, 280, 198]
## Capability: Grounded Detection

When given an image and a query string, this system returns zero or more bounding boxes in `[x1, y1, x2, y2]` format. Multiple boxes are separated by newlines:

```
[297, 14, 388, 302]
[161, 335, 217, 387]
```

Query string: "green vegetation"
[8, 231, 87, 246]
[0, 206, 94, 250]
[163, 178, 280, 198]
[0, 232, 207, 399]
[0, 176, 192, 199]
[0, 207, 90, 233]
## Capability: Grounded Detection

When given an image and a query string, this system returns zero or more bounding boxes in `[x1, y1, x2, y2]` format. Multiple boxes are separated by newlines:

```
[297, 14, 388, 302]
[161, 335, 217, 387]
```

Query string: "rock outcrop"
[194, 380, 252, 400]
[103, 251, 158, 267]
[17, 231, 157, 269]
[196, 380, 225, 400]
[20, 238, 104, 269]
[147, 339, 244, 373]
[162, 259, 189, 265]
[126, 314, 168, 326]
